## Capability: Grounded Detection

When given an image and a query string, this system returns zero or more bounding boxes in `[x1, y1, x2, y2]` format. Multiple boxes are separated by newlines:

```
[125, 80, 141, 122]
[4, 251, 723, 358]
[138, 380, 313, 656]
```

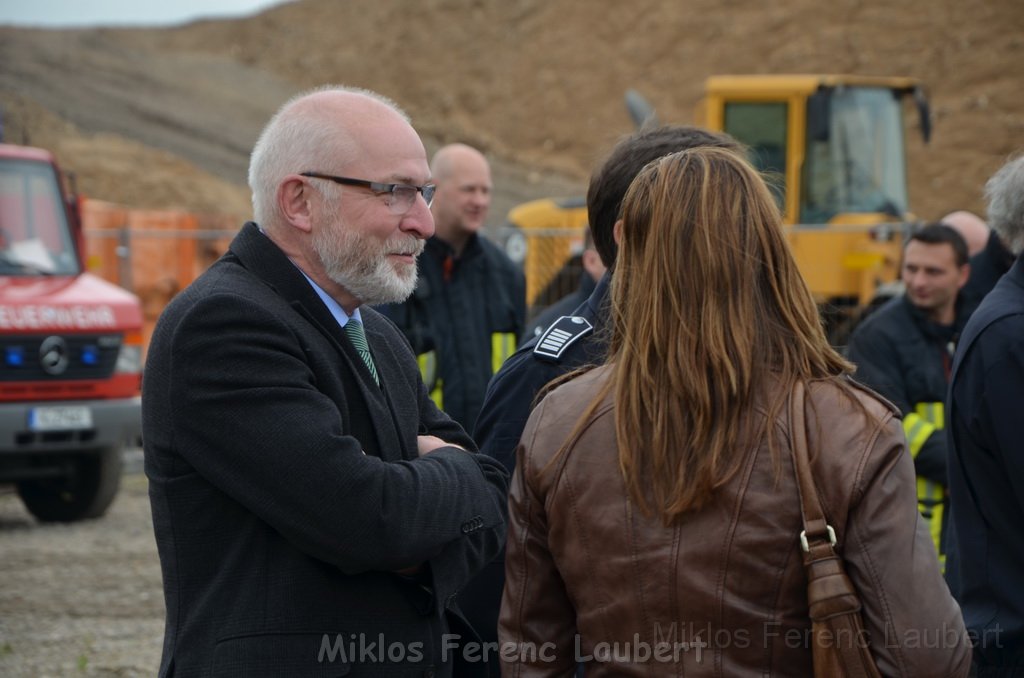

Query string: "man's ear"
[957, 262, 971, 290]
[581, 248, 607, 281]
[278, 176, 313, 233]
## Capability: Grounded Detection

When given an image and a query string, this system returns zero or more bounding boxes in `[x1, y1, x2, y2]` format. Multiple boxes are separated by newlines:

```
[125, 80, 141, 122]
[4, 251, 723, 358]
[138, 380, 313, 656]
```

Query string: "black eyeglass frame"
[300, 171, 435, 211]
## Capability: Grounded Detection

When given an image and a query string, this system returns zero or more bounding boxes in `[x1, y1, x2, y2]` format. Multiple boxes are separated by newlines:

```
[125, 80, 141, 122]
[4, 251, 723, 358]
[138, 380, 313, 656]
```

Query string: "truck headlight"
[115, 333, 143, 374]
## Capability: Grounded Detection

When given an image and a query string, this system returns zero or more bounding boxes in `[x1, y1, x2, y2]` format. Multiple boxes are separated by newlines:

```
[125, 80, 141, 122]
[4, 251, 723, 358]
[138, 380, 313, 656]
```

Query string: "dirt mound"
[2, 0, 1022, 222]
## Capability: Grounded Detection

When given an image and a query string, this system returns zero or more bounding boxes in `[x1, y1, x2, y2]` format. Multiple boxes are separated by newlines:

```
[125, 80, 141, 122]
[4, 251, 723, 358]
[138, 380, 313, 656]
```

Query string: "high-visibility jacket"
[846, 295, 968, 566]
[377, 233, 525, 433]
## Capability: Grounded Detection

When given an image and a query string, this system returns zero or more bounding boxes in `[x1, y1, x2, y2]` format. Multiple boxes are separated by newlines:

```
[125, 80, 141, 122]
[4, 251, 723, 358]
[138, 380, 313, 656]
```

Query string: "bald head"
[429, 143, 493, 251]
[248, 86, 414, 229]
[245, 85, 435, 311]
[430, 143, 489, 181]
[940, 210, 990, 257]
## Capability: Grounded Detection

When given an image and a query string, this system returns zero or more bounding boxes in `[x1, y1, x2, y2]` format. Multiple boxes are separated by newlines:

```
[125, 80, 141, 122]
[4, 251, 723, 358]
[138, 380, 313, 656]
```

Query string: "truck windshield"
[802, 87, 909, 224]
[0, 157, 80, 276]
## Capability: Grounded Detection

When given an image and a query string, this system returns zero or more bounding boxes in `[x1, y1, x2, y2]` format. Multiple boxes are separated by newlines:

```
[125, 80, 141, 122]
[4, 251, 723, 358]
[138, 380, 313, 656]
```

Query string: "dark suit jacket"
[143, 223, 509, 677]
[947, 255, 1024, 673]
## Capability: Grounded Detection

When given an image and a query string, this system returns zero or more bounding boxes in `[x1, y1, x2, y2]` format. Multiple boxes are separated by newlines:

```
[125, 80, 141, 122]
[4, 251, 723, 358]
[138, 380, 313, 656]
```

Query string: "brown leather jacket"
[499, 366, 970, 677]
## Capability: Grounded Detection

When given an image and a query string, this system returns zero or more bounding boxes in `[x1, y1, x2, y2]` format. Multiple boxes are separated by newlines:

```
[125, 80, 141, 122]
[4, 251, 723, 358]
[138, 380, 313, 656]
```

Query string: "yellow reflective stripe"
[417, 351, 437, 388]
[491, 332, 517, 374]
[417, 351, 443, 410]
[430, 379, 444, 410]
[908, 402, 948, 570]
[916, 476, 946, 567]
[913, 401, 945, 429]
[902, 412, 936, 459]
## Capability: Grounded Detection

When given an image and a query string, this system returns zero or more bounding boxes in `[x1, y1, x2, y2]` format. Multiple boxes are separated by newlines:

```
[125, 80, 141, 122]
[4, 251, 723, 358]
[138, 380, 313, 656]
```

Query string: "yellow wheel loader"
[503, 74, 931, 344]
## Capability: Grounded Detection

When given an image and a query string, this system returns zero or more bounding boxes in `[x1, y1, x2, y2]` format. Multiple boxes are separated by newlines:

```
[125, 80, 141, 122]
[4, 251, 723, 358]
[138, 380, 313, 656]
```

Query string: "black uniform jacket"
[520, 272, 598, 345]
[378, 234, 525, 432]
[845, 294, 967, 484]
[143, 223, 508, 677]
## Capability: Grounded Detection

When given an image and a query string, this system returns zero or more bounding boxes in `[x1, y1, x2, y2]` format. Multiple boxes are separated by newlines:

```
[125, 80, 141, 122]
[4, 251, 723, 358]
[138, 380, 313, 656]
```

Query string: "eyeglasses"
[300, 171, 435, 215]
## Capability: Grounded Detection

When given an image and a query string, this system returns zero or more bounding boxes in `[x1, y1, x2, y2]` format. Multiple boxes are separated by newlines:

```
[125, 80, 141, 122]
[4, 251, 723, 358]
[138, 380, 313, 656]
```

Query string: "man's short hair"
[985, 154, 1024, 255]
[907, 223, 970, 267]
[586, 125, 742, 269]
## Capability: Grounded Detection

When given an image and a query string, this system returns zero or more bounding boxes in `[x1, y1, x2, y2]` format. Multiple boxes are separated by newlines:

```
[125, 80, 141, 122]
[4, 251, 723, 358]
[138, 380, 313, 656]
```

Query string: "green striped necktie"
[344, 319, 380, 386]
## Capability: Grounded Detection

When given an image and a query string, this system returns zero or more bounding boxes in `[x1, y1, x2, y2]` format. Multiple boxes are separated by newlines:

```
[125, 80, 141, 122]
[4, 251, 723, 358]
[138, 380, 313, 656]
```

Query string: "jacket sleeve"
[499, 397, 578, 676]
[473, 346, 558, 473]
[841, 412, 971, 677]
[162, 292, 507, 576]
[907, 425, 948, 485]
[412, 352, 511, 605]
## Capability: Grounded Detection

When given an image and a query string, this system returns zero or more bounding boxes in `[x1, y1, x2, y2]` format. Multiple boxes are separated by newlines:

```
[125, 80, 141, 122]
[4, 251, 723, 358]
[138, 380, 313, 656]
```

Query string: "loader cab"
[704, 75, 928, 226]
[703, 75, 931, 315]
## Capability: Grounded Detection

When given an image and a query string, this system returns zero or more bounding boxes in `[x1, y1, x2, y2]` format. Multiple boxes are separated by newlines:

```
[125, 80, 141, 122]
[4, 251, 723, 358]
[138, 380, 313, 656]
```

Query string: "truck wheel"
[16, 447, 123, 522]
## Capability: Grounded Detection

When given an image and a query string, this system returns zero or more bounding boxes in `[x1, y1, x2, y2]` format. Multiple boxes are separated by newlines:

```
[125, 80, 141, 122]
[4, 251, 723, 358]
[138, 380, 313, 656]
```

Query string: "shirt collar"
[426, 232, 482, 261]
[253, 224, 361, 328]
[298, 270, 361, 328]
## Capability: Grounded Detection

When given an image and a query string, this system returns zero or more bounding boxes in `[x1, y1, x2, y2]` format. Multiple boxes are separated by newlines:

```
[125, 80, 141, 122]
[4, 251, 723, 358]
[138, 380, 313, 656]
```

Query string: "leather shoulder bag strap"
[788, 380, 836, 551]
[789, 380, 882, 678]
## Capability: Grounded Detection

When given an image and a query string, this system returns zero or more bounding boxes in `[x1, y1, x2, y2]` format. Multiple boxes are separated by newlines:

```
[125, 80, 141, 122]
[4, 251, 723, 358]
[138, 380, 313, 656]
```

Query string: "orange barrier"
[81, 200, 239, 351]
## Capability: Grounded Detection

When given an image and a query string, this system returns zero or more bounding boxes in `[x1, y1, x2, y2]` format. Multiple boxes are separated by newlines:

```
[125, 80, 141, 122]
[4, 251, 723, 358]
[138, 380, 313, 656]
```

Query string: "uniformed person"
[846, 223, 972, 568]
[463, 126, 743, 674]
[377, 143, 524, 432]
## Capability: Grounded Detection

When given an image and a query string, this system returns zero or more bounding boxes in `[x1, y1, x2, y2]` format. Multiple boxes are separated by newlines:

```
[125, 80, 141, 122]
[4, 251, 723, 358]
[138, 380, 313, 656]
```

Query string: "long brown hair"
[583, 147, 852, 523]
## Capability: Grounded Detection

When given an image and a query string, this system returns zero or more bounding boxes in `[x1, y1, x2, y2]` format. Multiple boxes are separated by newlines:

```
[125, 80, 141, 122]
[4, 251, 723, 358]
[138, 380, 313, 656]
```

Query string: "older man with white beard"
[141, 86, 509, 678]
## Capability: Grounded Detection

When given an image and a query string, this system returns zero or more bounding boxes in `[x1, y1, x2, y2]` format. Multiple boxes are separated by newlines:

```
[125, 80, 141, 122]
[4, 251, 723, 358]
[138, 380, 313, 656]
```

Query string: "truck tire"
[16, 447, 123, 522]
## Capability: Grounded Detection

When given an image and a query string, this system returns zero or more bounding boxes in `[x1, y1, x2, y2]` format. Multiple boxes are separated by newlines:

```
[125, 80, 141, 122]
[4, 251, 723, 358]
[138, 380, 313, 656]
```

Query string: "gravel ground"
[0, 452, 164, 677]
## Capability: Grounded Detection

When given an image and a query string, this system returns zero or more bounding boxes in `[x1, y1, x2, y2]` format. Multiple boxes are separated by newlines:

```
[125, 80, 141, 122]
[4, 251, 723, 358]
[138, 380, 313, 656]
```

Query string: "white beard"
[312, 221, 423, 306]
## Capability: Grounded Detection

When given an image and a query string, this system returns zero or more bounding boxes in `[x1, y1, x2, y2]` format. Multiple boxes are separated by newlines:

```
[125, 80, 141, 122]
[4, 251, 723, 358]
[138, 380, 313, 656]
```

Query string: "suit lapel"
[228, 223, 410, 461]
[362, 314, 418, 461]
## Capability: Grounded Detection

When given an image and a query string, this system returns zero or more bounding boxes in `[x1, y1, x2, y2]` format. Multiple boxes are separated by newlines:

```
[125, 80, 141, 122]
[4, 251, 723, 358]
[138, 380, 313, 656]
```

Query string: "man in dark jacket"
[947, 154, 1024, 676]
[846, 223, 971, 567]
[143, 87, 508, 677]
[461, 126, 742, 673]
[377, 144, 525, 433]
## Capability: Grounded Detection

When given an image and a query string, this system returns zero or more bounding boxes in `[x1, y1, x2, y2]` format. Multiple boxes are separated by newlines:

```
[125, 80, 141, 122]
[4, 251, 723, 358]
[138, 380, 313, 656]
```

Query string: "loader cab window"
[723, 102, 787, 210]
[802, 86, 909, 224]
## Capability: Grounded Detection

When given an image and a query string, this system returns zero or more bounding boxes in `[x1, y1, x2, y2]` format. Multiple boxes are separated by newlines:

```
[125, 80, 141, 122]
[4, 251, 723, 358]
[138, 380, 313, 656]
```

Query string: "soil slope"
[1, 0, 1022, 224]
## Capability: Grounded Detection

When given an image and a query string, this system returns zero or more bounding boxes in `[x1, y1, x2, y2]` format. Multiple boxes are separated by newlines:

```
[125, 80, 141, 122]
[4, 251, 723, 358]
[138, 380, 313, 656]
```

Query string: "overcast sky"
[0, 0, 294, 28]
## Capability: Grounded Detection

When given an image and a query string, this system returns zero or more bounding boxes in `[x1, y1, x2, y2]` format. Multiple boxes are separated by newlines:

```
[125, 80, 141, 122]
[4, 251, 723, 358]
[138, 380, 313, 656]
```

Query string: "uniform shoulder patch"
[533, 315, 594, 362]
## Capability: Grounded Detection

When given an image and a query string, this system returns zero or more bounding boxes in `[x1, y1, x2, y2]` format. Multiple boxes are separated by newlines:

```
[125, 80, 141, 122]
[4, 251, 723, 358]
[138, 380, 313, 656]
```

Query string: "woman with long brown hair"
[498, 147, 969, 676]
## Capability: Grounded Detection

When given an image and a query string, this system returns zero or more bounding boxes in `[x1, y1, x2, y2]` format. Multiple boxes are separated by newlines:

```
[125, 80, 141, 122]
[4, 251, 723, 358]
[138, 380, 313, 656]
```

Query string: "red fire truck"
[0, 143, 143, 522]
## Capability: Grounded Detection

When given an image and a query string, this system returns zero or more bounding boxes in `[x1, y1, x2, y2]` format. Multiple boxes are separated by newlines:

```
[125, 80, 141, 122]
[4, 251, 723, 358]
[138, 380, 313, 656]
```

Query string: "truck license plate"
[28, 406, 93, 432]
